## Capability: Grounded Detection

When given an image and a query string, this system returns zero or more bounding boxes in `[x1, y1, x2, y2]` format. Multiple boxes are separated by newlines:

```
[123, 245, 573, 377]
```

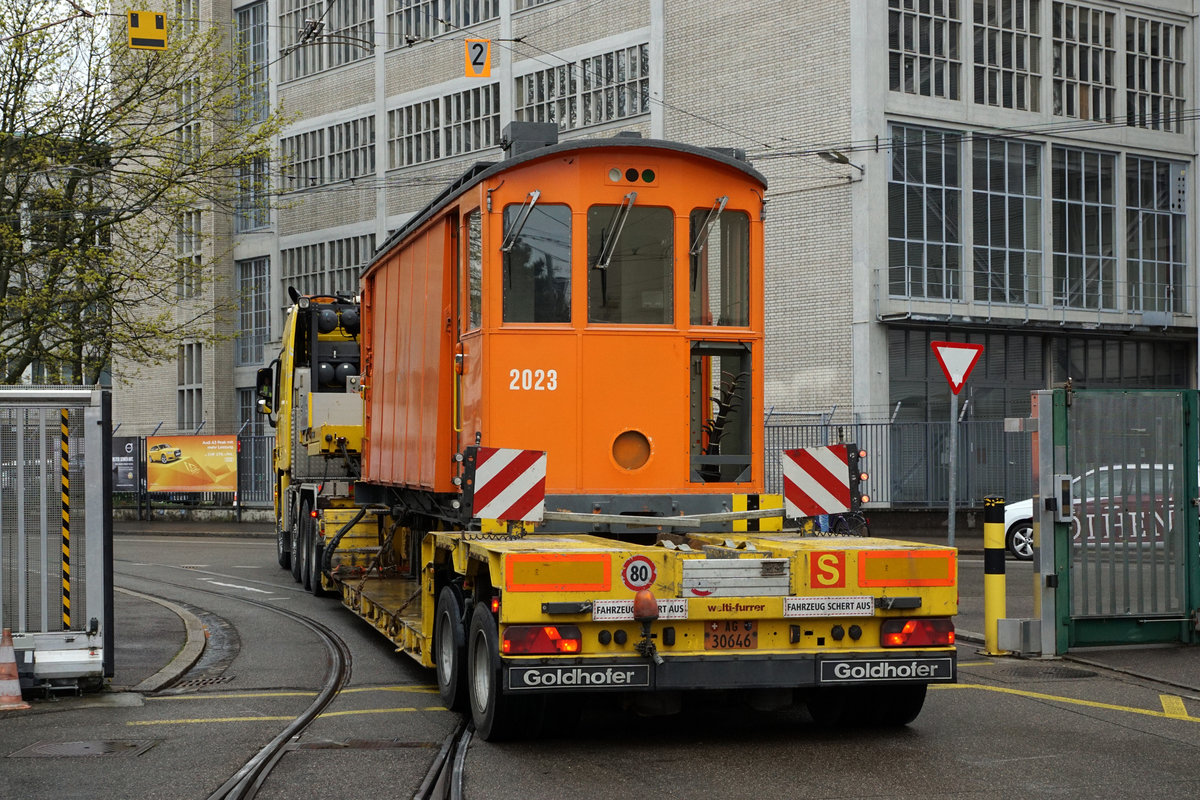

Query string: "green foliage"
[0, 1, 282, 384]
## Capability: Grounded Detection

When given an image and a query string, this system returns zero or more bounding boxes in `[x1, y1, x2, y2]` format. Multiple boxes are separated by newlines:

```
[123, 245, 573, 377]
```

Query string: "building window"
[236, 2, 269, 122]
[888, 0, 961, 99]
[1051, 145, 1115, 310]
[887, 125, 962, 300]
[328, 116, 376, 182]
[1125, 16, 1185, 133]
[516, 44, 650, 131]
[1051, 2, 1115, 122]
[280, 0, 326, 80]
[973, 0, 1040, 110]
[1126, 156, 1186, 313]
[387, 84, 499, 167]
[328, 233, 375, 295]
[280, 129, 326, 189]
[237, 257, 270, 366]
[328, 0, 374, 68]
[972, 138, 1042, 305]
[235, 154, 270, 232]
[177, 342, 203, 430]
[238, 388, 265, 436]
[386, 0, 499, 48]
[388, 99, 440, 167]
[281, 243, 326, 298]
[176, 210, 202, 298]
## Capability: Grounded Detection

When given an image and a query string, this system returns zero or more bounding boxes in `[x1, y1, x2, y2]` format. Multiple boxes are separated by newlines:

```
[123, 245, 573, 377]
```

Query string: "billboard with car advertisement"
[145, 435, 237, 492]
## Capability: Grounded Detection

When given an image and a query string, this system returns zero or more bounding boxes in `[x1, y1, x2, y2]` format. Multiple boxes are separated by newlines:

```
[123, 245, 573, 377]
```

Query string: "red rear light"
[490, 596, 500, 615]
[880, 618, 955, 647]
[502, 625, 583, 655]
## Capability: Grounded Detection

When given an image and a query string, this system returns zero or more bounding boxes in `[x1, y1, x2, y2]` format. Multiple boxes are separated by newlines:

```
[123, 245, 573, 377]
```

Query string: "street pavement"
[11, 519, 1200, 709]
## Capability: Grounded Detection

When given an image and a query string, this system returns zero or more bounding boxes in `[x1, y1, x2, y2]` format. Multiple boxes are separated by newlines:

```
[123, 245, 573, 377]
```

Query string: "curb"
[113, 587, 207, 693]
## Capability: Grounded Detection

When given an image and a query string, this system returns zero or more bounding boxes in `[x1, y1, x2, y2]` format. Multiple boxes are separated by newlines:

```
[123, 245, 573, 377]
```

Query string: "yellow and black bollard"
[983, 495, 1006, 655]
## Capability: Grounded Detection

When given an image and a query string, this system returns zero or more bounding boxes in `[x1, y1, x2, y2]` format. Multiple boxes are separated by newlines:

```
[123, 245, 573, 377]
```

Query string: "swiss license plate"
[704, 620, 758, 650]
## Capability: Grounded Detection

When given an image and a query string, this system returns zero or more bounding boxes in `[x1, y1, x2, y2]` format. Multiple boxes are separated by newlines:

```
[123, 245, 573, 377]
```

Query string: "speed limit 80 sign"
[621, 555, 657, 591]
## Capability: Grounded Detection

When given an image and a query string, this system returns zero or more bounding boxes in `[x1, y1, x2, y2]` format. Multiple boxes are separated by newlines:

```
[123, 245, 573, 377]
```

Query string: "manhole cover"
[10, 740, 158, 758]
[998, 666, 1098, 680]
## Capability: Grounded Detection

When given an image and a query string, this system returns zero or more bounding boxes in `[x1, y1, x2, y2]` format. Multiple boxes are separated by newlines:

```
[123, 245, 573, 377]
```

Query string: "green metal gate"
[1049, 388, 1200, 650]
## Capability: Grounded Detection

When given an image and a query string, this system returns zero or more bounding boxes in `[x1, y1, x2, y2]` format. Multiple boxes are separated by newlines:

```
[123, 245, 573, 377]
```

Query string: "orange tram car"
[263, 124, 958, 741]
[356, 123, 768, 522]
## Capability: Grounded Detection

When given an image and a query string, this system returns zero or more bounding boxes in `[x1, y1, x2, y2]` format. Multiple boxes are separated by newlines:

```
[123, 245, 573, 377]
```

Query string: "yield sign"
[931, 341, 983, 395]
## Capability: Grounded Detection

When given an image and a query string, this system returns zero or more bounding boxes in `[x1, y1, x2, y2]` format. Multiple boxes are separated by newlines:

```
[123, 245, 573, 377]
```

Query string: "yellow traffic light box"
[128, 11, 167, 51]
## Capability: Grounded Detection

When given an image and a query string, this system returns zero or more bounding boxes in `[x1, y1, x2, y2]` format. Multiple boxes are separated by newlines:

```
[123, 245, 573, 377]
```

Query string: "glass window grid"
[972, 138, 1043, 305]
[887, 125, 963, 301]
[236, 2, 269, 123]
[1125, 16, 1185, 133]
[237, 257, 270, 366]
[238, 388, 265, 436]
[177, 342, 203, 430]
[281, 243, 326, 298]
[280, 0, 327, 81]
[579, 45, 650, 127]
[1051, 145, 1116, 310]
[176, 209, 202, 298]
[328, 233, 376, 295]
[235, 155, 270, 232]
[1051, 2, 1116, 122]
[888, 0, 962, 99]
[973, 0, 1041, 110]
[387, 84, 499, 167]
[281, 130, 325, 189]
[328, 0, 374, 68]
[328, 116, 376, 182]
[386, 0, 499, 48]
[1126, 156, 1186, 313]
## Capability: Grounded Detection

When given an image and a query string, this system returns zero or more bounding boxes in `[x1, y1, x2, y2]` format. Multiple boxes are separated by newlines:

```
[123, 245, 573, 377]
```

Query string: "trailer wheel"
[805, 687, 863, 727]
[298, 498, 313, 588]
[467, 603, 531, 741]
[307, 530, 328, 597]
[276, 525, 291, 570]
[290, 498, 306, 583]
[434, 586, 468, 711]
[873, 684, 927, 727]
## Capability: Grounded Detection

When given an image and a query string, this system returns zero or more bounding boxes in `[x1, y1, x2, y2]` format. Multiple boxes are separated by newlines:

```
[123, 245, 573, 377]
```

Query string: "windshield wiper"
[690, 196, 728, 290]
[499, 190, 541, 253]
[593, 191, 637, 270]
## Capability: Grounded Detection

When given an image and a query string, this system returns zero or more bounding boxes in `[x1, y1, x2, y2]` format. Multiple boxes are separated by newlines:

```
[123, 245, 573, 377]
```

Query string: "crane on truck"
[256, 123, 958, 740]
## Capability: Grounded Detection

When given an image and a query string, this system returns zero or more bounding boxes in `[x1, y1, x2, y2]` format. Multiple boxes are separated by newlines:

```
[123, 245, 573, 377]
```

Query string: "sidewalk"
[113, 518, 275, 538]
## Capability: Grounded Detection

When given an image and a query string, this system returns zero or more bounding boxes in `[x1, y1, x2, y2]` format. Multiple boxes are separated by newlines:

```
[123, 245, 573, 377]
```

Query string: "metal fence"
[764, 419, 1031, 508]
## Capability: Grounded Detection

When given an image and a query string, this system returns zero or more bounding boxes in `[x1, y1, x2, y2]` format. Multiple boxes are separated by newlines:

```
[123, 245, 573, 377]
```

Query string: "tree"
[0, 1, 280, 384]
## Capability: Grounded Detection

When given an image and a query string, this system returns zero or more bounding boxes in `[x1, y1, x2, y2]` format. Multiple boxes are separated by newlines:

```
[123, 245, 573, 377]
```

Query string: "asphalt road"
[2, 536, 1199, 799]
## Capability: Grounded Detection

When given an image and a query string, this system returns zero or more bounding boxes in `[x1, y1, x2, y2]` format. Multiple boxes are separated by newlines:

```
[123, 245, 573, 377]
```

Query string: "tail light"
[502, 625, 583, 655]
[880, 618, 955, 647]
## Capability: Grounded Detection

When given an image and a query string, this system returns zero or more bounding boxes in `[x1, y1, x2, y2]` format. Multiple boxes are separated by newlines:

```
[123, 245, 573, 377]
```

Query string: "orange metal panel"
[858, 550, 957, 588]
[504, 553, 612, 592]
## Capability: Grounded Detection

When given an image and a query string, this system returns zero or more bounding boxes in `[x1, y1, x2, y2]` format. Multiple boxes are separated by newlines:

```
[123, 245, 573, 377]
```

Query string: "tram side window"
[502, 204, 571, 323]
[588, 206, 673, 324]
[689, 208, 749, 326]
[689, 341, 752, 483]
[466, 209, 482, 330]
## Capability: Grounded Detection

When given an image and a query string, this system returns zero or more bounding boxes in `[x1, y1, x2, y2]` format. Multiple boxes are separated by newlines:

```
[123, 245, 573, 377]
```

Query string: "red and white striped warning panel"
[471, 447, 547, 522]
[781, 445, 851, 518]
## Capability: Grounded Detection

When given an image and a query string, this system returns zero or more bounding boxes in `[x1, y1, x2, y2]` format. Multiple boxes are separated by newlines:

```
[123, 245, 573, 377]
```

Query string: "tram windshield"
[587, 204, 674, 324]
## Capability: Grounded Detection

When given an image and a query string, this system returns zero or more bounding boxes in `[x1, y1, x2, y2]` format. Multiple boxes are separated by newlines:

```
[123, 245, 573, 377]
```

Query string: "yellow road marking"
[1160, 694, 1189, 719]
[933, 683, 1198, 722]
[128, 706, 448, 726]
[957, 660, 996, 667]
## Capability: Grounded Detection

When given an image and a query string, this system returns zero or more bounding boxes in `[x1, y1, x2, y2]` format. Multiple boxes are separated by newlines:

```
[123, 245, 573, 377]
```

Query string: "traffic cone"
[0, 628, 31, 711]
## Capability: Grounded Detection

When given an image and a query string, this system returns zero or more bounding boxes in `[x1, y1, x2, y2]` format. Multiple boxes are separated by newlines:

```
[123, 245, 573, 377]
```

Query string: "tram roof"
[365, 135, 767, 274]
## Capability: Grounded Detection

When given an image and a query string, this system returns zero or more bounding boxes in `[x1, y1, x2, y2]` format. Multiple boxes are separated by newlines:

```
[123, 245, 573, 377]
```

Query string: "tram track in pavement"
[114, 563, 471, 800]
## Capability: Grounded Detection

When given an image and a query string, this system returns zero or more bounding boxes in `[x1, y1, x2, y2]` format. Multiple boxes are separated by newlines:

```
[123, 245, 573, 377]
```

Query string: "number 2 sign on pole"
[465, 39, 491, 77]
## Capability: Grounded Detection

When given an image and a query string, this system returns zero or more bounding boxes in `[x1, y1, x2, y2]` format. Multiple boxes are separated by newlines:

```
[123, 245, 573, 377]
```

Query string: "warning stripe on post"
[781, 445, 851, 518]
[472, 447, 547, 522]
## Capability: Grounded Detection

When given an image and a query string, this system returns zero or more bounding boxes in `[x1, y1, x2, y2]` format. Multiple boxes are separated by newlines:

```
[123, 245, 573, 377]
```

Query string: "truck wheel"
[467, 603, 531, 741]
[276, 526, 291, 570]
[307, 531, 327, 597]
[435, 586, 468, 711]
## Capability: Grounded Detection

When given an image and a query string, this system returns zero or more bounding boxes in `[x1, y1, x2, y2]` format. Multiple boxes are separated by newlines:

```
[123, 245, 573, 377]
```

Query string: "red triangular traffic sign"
[930, 341, 983, 395]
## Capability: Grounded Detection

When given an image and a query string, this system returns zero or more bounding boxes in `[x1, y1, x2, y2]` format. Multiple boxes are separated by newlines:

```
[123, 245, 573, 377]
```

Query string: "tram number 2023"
[508, 368, 558, 391]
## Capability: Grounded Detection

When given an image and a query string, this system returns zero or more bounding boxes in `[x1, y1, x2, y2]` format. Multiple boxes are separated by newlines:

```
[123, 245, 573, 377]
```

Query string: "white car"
[1003, 464, 1175, 561]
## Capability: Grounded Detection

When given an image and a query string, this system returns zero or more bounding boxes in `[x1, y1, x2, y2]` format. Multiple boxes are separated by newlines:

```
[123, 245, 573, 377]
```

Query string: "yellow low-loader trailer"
[316, 506, 958, 740]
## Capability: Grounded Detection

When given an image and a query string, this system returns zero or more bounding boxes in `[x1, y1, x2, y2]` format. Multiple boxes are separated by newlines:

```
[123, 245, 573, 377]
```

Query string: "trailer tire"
[298, 499, 314, 589]
[467, 603, 531, 741]
[290, 497, 305, 583]
[307, 531, 328, 597]
[434, 586, 468, 712]
[276, 525, 291, 570]
[873, 684, 927, 727]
